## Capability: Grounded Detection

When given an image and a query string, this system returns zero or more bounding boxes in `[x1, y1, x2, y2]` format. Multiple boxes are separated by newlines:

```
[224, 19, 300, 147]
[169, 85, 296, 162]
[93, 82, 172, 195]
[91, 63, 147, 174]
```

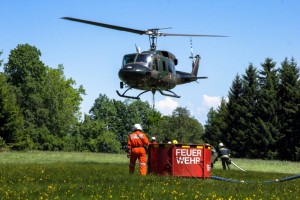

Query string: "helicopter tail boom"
[175, 54, 207, 84]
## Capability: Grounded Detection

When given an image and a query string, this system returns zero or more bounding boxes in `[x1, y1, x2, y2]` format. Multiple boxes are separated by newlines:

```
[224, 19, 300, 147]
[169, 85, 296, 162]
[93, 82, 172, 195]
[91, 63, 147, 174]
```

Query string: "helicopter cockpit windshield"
[122, 53, 152, 68]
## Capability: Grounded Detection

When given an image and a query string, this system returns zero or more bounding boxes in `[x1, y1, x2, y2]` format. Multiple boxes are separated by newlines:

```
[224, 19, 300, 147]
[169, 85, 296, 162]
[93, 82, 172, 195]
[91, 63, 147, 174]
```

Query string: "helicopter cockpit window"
[122, 54, 152, 68]
[123, 54, 136, 66]
[136, 54, 151, 63]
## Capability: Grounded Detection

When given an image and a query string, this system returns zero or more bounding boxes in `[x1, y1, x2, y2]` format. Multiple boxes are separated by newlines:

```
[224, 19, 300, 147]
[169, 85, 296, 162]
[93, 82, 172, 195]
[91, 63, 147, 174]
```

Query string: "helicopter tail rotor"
[191, 55, 201, 76]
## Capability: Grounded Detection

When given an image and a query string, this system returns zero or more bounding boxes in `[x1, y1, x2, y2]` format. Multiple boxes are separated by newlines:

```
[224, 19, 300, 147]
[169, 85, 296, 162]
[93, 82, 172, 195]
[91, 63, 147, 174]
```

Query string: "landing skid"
[116, 88, 181, 99]
[116, 87, 148, 99]
[158, 89, 181, 98]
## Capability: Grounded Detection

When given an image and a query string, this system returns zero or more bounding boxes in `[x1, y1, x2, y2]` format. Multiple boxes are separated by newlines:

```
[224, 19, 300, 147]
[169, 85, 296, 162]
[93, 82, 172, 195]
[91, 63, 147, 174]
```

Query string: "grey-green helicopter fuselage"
[61, 17, 226, 99]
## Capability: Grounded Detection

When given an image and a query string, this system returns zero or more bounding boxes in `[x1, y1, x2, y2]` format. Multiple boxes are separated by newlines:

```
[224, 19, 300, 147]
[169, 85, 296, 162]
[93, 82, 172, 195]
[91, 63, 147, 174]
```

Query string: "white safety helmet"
[219, 143, 224, 147]
[133, 124, 142, 131]
[151, 136, 156, 141]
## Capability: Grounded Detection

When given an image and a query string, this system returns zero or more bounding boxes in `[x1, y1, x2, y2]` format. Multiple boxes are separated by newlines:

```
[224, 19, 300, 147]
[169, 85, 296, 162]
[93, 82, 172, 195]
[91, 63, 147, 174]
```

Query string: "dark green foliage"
[203, 98, 227, 149]
[223, 74, 247, 157]
[80, 115, 121, 153]
[2, 44, 299, 160]
[255, 58, 280, 159]
[0, 73, 24, 148]
[239, 65, 260, 158]
[4, 45, 46, 87]
[0, 44, 204, 152]
[277, 58, 300, 161]
[153, 107, 204, 143]
[88, 97, 204, 150]
[204, 58, 300, 161]
[2, 44, 85, 150]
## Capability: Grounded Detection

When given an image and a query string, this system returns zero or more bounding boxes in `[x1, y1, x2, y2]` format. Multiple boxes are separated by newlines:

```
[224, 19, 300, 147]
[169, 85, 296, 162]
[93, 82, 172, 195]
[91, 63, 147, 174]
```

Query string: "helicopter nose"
[118, 64, 151, 81]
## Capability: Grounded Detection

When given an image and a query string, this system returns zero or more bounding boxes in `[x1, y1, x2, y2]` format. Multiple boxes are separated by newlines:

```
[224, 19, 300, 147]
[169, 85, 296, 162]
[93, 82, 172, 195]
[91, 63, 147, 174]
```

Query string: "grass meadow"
[0, 151, 299, 199]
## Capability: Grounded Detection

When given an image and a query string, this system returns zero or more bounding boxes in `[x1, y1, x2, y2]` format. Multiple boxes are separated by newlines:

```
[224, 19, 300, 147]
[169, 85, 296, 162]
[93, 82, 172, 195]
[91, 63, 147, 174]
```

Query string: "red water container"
[148, 144, 212, 178]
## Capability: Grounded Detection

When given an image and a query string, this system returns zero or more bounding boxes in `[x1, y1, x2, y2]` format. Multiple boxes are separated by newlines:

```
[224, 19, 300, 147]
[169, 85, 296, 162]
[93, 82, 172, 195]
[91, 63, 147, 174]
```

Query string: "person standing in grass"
[127, 124, 149, 175]
[218, 142, 231, 170]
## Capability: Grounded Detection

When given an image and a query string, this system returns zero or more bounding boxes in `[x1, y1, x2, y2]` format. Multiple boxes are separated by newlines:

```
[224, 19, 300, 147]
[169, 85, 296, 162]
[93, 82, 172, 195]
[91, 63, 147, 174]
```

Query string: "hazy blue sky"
[1, 0, 299, 124]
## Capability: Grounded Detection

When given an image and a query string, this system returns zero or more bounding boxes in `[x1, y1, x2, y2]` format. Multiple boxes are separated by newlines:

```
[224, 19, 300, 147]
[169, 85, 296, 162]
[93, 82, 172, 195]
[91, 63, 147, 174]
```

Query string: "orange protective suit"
[127, 130, 149, 175]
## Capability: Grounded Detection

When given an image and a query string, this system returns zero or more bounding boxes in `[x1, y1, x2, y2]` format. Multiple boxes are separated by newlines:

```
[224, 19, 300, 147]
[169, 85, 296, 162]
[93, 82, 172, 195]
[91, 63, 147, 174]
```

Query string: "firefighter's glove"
[127, 150, 131, 158]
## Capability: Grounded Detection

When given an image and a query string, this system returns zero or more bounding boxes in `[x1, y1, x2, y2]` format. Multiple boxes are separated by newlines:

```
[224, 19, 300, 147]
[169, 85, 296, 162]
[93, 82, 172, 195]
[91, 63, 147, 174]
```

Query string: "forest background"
[0, 44, 299, 161]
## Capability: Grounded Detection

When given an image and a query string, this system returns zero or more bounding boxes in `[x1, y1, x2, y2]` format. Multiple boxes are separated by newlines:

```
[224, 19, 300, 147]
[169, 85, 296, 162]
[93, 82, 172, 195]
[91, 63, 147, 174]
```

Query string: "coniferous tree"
[203, 98, 228, 148]
[203, 108, 219, 146]
[204, 57, 299, 161]
[240, 64, 260, 158]
[256, 58, 280, 159]
[225, 74, 245, 157]
[277, 58, 300, 160]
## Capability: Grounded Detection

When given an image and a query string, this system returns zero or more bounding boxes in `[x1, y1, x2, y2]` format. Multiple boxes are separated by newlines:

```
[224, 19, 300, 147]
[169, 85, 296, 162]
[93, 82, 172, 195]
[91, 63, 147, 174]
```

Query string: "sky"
[1, 0, 299, 125]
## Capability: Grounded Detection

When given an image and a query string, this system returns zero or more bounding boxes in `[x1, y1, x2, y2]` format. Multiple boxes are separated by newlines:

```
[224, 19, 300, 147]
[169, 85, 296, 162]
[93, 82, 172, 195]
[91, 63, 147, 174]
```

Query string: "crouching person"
[218, 143, 231, 170]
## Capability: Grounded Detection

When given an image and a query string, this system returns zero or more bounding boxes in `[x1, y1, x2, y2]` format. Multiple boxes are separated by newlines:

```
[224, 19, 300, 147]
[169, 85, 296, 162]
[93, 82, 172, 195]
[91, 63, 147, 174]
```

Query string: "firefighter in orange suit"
[127, 124, 149, 175]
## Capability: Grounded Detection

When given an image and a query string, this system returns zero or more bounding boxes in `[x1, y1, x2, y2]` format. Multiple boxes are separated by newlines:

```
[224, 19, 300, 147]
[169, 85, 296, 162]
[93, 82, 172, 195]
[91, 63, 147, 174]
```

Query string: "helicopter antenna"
[135, 44, 141, 53]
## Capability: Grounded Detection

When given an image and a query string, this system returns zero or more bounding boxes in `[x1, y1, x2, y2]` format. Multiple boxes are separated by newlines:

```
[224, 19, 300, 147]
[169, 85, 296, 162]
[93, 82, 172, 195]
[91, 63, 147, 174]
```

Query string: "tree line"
[203, 58, 300, 161]
[1, 44, 299, 161]
[0, 44, 204, 153]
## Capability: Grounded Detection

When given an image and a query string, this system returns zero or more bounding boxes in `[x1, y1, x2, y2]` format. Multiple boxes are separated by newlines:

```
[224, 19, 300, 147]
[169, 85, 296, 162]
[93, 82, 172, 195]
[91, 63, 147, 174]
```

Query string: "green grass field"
[0, 151, 299, 199]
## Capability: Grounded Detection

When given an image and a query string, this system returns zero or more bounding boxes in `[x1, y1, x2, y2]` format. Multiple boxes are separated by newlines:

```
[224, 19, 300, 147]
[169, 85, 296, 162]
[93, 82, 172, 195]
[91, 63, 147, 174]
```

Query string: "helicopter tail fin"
[191, 55, 200, 76]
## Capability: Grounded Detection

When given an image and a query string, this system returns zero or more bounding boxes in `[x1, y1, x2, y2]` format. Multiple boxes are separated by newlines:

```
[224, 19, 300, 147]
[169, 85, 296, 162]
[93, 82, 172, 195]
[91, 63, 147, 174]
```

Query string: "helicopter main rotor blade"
[62, 17, 146, 35]
[160, 33, 228, 37]
[62, 17, 228, 38]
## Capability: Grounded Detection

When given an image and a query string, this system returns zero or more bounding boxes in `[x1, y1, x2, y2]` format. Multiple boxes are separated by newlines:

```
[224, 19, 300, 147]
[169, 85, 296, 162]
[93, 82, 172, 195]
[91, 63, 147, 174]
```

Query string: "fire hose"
[210, 174, 300, 183]
[230, 160, 246, 172]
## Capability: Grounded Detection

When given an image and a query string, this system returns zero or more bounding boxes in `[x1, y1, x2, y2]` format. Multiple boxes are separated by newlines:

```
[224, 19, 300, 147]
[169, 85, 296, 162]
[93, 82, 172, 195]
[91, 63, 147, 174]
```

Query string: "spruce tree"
[277, 58, 300, 160]
[256, 58, 280, 159]
[240, 64, 260, 158]
[203, 98, 228, 148]
[224, 74, 246, 157]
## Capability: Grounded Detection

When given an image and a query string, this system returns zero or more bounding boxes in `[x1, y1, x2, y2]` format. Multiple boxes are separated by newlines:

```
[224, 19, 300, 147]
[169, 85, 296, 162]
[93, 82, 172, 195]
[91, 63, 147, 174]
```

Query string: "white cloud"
[154, 95, 223, 125]
[202, 94, 222, 109]
[195, 95, 223, 124]
[155, 97, 178, 115]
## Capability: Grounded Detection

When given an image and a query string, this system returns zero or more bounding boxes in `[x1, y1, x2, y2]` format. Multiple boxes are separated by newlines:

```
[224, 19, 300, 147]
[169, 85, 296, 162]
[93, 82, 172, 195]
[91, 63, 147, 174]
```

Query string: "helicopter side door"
[153, 57, 176, 87]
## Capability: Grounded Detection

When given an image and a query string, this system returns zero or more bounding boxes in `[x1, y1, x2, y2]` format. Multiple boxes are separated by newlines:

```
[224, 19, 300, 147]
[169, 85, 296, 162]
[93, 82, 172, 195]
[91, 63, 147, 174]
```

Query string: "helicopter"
[62, 17, 226, 100]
